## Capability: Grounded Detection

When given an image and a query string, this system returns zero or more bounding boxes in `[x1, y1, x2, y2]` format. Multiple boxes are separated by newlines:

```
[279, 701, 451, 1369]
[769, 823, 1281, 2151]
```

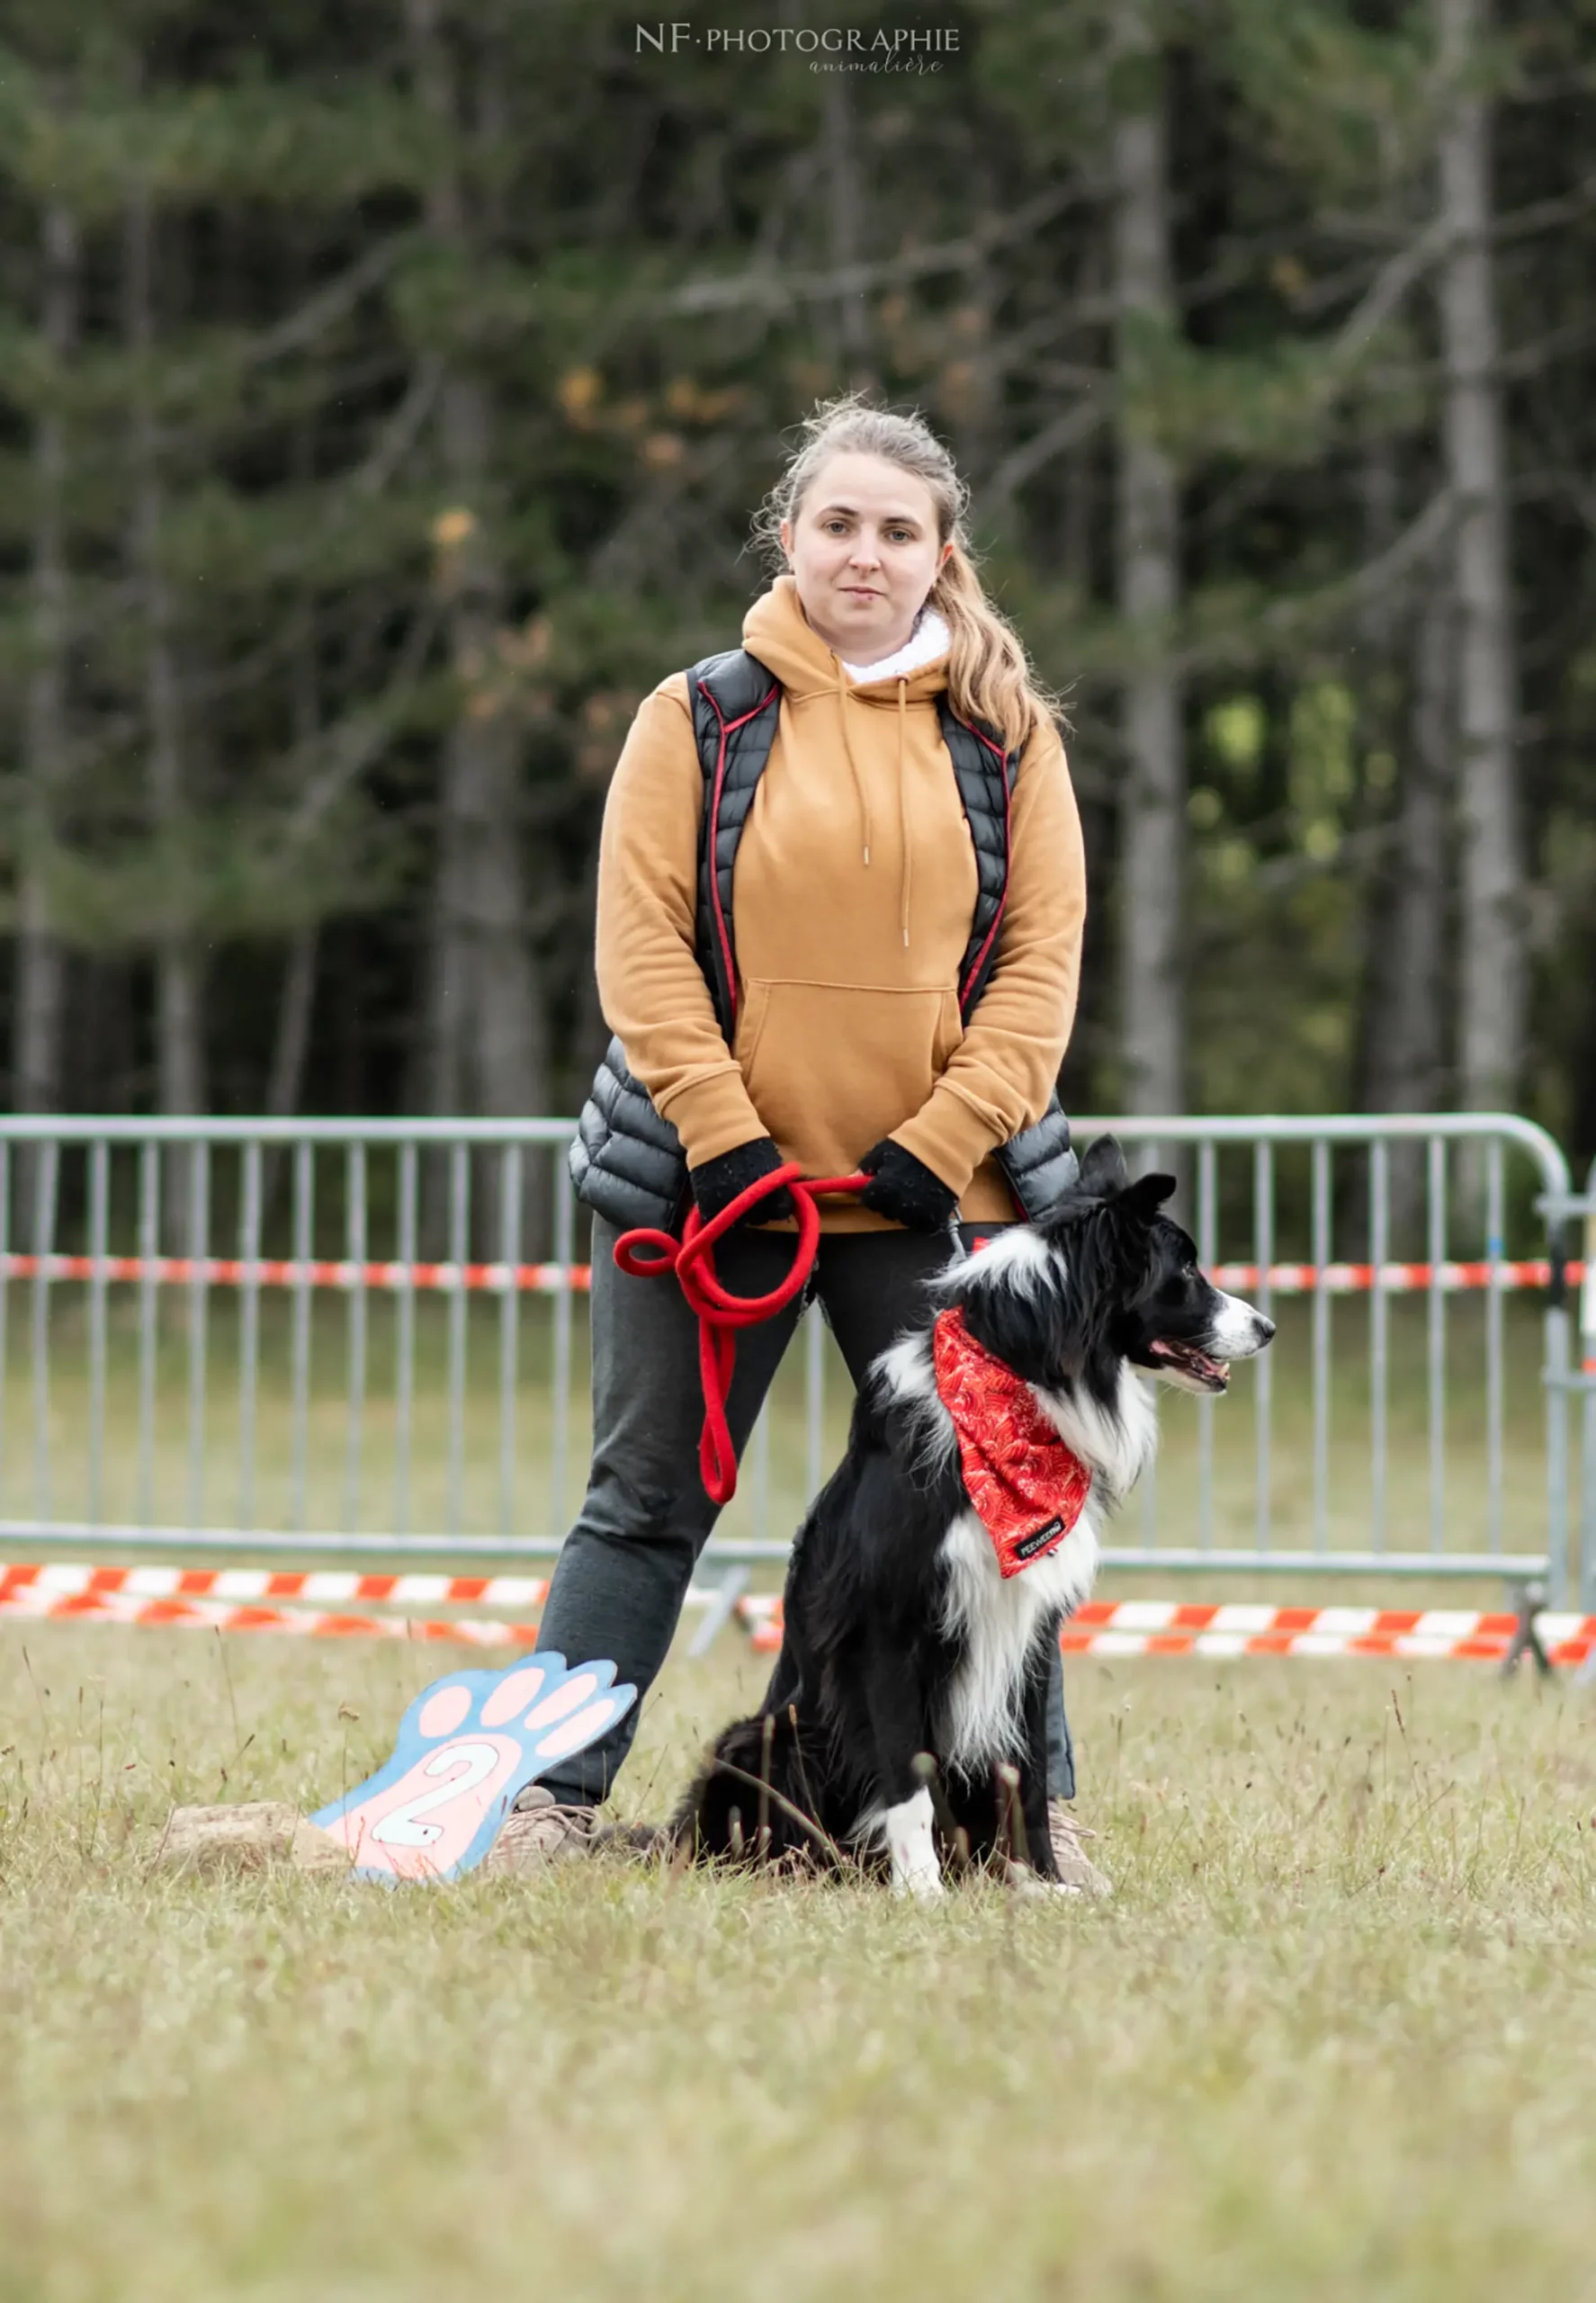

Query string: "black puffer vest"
[569, 648, 1078, 1233]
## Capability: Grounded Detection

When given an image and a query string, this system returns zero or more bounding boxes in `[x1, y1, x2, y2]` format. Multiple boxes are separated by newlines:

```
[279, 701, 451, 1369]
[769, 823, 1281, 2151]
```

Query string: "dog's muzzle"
[1145, 1338, 1234, 1393]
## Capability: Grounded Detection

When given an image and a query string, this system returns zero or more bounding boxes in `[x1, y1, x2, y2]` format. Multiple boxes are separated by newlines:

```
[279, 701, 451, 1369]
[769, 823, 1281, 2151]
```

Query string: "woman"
[507, 395, 1107, 1892]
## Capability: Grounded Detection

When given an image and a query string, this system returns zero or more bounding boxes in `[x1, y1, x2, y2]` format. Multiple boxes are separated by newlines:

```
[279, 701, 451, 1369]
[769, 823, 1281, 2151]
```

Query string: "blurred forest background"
[2, 0, 1593, 1165]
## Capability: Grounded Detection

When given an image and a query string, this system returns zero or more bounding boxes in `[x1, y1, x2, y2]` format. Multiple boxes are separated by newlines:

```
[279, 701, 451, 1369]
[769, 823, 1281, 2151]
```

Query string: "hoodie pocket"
[931, 987, 964, 1072]
[736, 978, 964, 1178]
[732, 977, 772, 1075]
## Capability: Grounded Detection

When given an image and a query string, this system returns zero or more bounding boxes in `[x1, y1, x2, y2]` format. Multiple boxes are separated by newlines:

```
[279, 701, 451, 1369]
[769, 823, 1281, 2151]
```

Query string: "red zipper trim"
[697, 679, 780, 1030]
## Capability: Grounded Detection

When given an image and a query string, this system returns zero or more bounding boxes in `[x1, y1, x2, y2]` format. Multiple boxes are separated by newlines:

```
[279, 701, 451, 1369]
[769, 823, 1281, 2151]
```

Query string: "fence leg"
[1583, 1198, 1596, 1613]
[1498, 1579, 1551, 1682]
[688, 1563, 751, 1659]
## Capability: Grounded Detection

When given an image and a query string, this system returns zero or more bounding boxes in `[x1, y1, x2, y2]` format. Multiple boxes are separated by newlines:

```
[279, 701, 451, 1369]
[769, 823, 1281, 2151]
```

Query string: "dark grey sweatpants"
[533, 1214, 1076, 1808]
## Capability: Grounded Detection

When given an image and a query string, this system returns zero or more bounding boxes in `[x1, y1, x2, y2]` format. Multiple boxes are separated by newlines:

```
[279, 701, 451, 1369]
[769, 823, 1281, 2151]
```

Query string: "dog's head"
[941, 1134, 1275, 1400]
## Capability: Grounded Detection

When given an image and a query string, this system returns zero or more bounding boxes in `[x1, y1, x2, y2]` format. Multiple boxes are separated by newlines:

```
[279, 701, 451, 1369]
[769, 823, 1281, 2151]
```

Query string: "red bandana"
[931, 1305, 1093, 1579]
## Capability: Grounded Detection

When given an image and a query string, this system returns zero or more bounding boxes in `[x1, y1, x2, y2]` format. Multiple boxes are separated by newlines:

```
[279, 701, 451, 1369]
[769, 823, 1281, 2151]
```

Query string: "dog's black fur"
[670, 1135, 1274, 1895]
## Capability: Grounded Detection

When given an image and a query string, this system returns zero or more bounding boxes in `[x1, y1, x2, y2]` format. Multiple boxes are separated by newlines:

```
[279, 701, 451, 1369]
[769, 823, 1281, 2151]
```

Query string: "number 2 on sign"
[369, 1742, 501, 1848]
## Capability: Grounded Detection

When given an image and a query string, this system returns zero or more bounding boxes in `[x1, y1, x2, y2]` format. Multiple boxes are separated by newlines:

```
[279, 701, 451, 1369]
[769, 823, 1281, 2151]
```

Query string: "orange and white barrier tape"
[0, 1560, 550, 1609]
[736, 1593, 1596, 1668]
[0, 1252, 589, 1295]
[0, 1579, 539, 1647]
[1207, 1257, 1584, 1295]
[6, 1559, 1592, 1669]
[0, 1251, 1584, 1298]
[0, 1559, 731, 1647]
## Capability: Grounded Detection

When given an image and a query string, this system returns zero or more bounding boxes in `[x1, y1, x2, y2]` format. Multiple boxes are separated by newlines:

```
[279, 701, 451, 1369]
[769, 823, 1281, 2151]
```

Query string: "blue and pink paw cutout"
[311, 1653, 635, 1885]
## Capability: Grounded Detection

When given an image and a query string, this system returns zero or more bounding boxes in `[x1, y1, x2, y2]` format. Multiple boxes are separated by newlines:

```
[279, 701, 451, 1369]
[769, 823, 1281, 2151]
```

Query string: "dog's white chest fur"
[937, 1506, 1101, 1771]
[931, 1359, 1154, 1775]
[876, 1295, 1157, 1783]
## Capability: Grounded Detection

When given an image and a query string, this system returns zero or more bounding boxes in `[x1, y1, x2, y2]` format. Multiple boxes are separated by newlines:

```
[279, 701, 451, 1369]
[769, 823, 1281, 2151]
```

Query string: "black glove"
[857, 1138, 961, 1232]
[688, 1135, 797, 1232]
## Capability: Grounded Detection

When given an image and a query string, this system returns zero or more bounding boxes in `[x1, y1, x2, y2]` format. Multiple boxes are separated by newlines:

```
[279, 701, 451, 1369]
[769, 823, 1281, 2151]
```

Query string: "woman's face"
[781, 452, 951, 664]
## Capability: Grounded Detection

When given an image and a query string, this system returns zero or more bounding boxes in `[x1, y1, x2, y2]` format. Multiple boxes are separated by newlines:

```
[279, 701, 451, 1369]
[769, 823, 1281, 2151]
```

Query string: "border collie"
[670, 1135, 1274, 1896]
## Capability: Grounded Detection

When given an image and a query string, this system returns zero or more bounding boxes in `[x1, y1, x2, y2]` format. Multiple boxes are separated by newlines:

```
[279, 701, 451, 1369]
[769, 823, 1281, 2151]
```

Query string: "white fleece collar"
[840, 605, 951, 685]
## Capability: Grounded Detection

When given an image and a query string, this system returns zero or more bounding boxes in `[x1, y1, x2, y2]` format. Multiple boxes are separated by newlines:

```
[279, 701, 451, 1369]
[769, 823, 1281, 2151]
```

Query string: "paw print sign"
[311, 1653, 634, 1885]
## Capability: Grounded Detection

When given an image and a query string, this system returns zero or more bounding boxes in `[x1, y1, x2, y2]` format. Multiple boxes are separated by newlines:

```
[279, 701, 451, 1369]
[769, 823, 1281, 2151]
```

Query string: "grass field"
[4, 1623, 1594, 2301]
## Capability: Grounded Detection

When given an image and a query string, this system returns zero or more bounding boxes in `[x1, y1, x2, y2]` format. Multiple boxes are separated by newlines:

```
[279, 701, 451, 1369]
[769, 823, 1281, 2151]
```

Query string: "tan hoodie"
[594, 572, 1088, 1231]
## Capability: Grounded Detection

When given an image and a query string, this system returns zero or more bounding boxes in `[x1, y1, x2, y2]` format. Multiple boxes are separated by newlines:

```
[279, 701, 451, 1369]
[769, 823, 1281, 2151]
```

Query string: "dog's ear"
[1119, 1170, 1178, 1223]
[1077, 1134, 1127, 1197]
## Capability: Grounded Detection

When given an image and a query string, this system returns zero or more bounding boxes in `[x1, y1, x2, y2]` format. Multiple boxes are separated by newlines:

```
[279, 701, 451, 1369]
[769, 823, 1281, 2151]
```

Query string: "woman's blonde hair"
[751, 392, 1065, 751]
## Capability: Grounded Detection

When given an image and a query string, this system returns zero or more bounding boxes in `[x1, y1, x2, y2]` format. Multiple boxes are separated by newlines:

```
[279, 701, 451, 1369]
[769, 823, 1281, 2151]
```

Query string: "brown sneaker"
[482, 1784, 601, 1877]
[1047, 1802, 1113, 1898]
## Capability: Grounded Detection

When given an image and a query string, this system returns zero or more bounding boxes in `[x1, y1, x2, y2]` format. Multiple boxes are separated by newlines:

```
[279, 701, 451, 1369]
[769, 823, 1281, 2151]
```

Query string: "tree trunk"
[1367, 577, 1453, 1122]
[268, 452, 324, 1133]
[1352, 409, 1455, 1230]
[820, 78, 877, 394]
[124, 175, 205, 1118]
[572, 838, 609, 1100]
[408, 0, 548, 1245]
[267, 928, 319, 1122]
[16, 196, 77, 1119]
[1059, 437, 1096, 597]
[1112, 14, 1185, 1120]
[1346, 435, 1439, 1240]
[1435, 0, 1524, 1112]
[427, 375, 552, 1249]
[1387, 578, 1457, 1241]
[1055, 233, 1105, 596]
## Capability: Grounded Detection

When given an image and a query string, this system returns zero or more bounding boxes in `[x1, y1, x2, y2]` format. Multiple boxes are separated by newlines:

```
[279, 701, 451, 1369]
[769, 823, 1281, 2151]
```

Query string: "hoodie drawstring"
[834, 659, 913, 949]
[897, 677, 911, 949]
[835, 659, 873, 867]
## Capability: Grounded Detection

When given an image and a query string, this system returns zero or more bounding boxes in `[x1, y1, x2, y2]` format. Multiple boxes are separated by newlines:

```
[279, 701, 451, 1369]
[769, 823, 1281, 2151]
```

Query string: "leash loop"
[613, 1163, 869, 1504]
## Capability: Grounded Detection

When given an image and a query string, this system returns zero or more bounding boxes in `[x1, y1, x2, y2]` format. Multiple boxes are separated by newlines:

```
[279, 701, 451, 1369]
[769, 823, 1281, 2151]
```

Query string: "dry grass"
[3, 1623, 1595, 2301]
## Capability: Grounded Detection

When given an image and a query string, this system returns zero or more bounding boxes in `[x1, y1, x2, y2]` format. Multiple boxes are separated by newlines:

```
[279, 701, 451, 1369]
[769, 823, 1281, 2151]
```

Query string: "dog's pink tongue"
[1152, 1339, 1229, 1379]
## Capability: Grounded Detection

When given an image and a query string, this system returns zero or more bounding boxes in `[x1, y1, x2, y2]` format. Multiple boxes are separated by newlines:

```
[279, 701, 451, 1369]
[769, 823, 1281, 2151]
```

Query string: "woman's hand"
[688, 1136, 798, 1232]
[857, 1139, 960, 1232]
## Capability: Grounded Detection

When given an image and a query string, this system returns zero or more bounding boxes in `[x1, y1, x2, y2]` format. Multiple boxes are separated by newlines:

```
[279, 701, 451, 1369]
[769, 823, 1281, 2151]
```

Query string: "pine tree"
[1435, 0, 1524, 1113]
[1110, 0, 1185, 1120]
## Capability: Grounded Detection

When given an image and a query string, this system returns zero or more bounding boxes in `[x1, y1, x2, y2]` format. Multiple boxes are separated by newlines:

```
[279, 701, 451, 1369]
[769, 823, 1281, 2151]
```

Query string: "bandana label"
[931, 1306, 1092, 1580]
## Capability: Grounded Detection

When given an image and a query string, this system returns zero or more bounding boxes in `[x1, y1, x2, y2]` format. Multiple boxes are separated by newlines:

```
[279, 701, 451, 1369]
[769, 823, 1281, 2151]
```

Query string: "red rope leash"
[613, 1163, 868, 1504]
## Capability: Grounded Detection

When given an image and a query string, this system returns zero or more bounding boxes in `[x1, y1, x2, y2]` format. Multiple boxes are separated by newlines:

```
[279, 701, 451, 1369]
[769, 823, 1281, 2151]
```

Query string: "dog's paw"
[892, 1867, 946, 1903]
[311, 1655, 634, 1886]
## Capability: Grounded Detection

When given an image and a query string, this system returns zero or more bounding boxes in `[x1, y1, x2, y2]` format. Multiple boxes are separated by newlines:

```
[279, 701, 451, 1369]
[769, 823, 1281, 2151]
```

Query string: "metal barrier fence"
[1586, 1158, 1596, 1611]
[1077, 1113, 1577, 1605]
[1547, 1153, 1596, 1617]
[0, 1112, 1581, 1627]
